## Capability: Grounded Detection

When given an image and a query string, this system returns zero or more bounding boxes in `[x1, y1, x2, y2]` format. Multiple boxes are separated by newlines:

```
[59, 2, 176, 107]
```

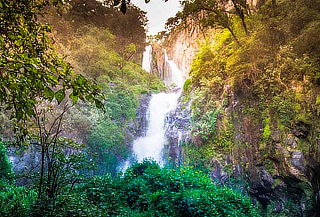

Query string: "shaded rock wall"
[164, 23, 203, 77]
[164, 87, 317, 215]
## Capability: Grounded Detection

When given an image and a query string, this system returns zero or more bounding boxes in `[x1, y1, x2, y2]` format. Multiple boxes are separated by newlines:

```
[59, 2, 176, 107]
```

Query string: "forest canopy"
[1, 0, 320, 216]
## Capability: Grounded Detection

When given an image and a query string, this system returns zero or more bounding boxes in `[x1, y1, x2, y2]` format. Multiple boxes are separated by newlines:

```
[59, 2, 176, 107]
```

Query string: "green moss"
[273, 178, 283, 187]
[182, 142, 217, 172]
[262, 117, 271, 141]
[183, 78, 192, 92]
[264, 160, 276, 175]
[192, 108, 220, 143]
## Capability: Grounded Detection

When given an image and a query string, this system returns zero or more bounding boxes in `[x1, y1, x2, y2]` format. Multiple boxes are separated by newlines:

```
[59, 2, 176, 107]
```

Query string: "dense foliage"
[0, 0, 163, 211]
[169, 0, 320, 215]
[0, 0, 102, 123]
[3, 0, 319, 216]
[0, 158, 259, 216]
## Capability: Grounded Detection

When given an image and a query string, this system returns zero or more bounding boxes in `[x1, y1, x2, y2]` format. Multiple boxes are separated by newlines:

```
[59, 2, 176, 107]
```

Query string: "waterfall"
[164, 50, 184, 88]
[120, 47, 184, 171]
[132, 91, 180, 164]
[142, 45, 152, 73]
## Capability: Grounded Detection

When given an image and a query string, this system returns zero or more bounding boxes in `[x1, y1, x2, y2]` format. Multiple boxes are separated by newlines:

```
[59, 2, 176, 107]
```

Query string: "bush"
[0, 142, 13, 183]
[76, 160, 258, 216]
[0, 184, 36, 217]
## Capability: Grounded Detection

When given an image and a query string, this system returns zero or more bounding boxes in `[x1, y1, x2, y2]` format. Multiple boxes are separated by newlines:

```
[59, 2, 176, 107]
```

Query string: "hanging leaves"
[0, 0, 103, 123]
[113, 0, 120, 6]
[120, 0, 127, 14]
[55, 89, 66, 104]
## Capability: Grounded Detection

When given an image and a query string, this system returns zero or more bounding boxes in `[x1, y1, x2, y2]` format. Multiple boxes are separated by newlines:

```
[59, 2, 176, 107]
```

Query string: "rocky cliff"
[162, 3, 320, 214]
[163, 22, 203, 77]
[164, 82, 318, 216]
[150, 21, 205, 83]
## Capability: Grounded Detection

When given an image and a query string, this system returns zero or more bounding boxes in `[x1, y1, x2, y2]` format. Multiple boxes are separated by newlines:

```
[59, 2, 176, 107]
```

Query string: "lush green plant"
[75, 160, 259, 217]
[0, 156, 259, 217]
[0, 142, 13, 183]
[183, 78, 192, 92]
[0, 184, 36, 217]
[0, 0, 102, 124]
[0, 142, 36, 217]
[105, 86, 138, 123]
[171, 0, 320, 215]
[192, 108, 220, 143]
[87, 119, 126, 175]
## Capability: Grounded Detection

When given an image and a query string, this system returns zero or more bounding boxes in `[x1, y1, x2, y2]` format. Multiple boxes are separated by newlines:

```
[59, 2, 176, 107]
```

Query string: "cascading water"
[142, 45, 152, 73]
[120, 46, 184, 171]
[132, 91, 180, 164]
[164, 50, 184, 88]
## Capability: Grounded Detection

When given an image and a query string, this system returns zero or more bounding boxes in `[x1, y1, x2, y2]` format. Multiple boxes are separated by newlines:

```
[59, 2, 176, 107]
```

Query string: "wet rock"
[124, 93, 151, 157]
[165, 94, 192, 164]
[293, 121, 311, 139]
[8, 145, 41, 185]
[210, 159, 229, 184]
[275, 200, 285, 212]
[284, 134, 298, 148]
[135, 94, 152, 137]
[291, 151, 306, 173]
[126, 94, 151, 141]
[249, 167, 274, 207]
[8, 147, 39, 172]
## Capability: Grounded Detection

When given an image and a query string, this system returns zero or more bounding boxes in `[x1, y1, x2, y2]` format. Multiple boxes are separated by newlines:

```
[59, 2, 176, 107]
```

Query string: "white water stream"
[142, 45, 153, 73]
[121, 46, 184, 171]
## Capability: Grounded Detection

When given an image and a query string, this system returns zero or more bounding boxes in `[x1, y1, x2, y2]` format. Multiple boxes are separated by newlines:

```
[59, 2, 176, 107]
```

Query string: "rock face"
[150, 22, 203, 83]
[165, 94, 192, 165]
[163, 89, 317, 215]
[150, 44, 171, 84]
[126, 94, 151, 145]
[158, 11, 320, 214]
[164, 23, 202, 77]
[8, 146, 41, 185]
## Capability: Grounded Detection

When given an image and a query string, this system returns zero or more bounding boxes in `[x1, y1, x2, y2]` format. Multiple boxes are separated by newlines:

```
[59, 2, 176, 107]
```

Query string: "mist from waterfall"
[120, 46, 184, 171]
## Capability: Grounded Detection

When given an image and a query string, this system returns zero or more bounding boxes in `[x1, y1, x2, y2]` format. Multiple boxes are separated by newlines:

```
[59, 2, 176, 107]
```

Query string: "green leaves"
[44, 87, 55, 102]
[0, 0, 102, 125]
[0, 142, 13, 182]
[75, 160, 259, 216]
[95, 99, 104, 109]
[55, 89, 65, 104]
[69, 93, 79, 105]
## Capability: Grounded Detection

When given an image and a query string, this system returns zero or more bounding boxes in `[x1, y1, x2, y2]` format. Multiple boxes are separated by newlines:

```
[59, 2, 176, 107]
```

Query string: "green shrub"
[0, 142, 13, 183]
[87, 119, 126, 175]
[118, 160, 259, 217]
[0, 184, 36, 217]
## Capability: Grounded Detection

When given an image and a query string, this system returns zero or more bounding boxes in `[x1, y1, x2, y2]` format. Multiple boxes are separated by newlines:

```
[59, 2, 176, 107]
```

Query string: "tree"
[0, 0, 102, 129]
[165, 0, 252, 45]
[60, 0, 148, 62]
[0, 0, 105, 203]
[113, 0, 169, 14]
[78, 160, 259, 216]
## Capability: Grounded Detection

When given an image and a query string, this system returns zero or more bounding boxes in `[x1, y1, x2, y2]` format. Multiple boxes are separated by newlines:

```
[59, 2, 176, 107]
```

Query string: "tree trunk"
[38, 146, 45, 199]
[272, 0, 276, 16]
[231, 0, 248, 35]
[227, 27, 241, 46]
